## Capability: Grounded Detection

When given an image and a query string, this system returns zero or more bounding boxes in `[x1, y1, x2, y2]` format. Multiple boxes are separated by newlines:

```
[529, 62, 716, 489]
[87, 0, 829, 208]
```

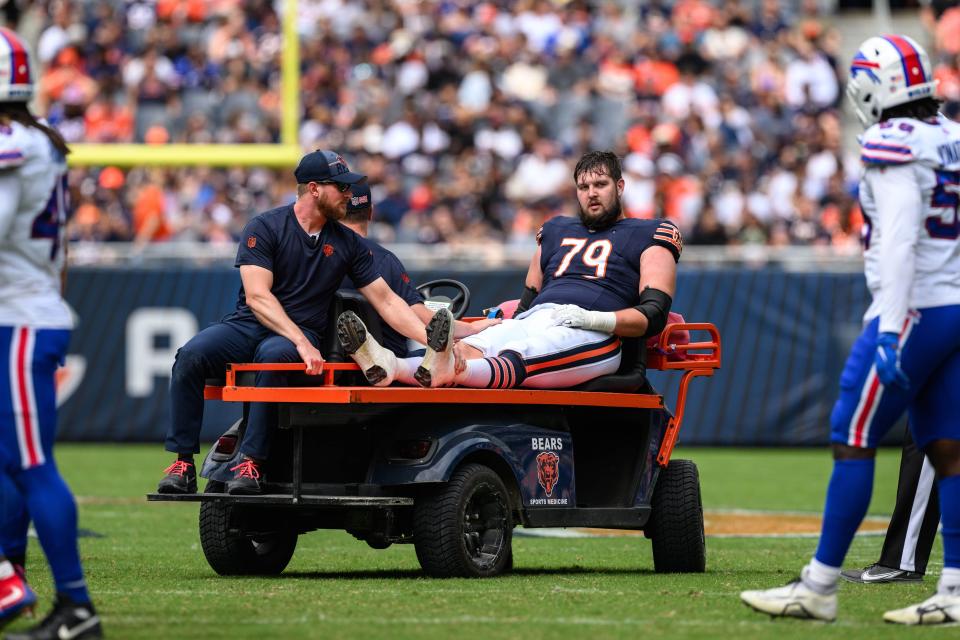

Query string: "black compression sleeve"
[515, 285, 538, 315]
[634, 287, 673, 338]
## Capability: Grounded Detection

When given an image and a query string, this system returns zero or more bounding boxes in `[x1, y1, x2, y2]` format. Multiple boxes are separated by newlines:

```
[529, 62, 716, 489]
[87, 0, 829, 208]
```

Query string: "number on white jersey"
[926, 170, 960, 239]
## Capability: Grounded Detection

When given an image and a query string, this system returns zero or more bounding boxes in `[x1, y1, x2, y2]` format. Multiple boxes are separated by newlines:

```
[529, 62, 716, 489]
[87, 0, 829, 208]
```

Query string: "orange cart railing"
[203, 322, 721, 466]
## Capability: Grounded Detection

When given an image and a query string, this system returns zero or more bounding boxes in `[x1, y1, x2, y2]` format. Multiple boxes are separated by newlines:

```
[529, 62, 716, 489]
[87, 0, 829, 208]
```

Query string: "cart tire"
[199, 481, 298, 576]
[413, 463, 513, 578]
[648, 459, 706, 573]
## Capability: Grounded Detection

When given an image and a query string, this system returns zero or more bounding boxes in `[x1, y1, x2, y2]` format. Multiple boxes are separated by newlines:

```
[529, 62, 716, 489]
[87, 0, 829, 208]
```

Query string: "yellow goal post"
[67, 0, 301, 168]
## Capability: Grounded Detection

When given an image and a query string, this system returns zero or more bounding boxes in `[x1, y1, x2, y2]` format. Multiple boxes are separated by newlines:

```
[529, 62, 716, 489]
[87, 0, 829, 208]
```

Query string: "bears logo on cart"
[536, 451, 560, 497]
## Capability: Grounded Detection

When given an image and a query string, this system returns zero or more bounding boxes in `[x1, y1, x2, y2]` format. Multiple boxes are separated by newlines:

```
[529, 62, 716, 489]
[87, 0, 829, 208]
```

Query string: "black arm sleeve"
[515, 285, 539, 316]
[634, 287, 673, 338]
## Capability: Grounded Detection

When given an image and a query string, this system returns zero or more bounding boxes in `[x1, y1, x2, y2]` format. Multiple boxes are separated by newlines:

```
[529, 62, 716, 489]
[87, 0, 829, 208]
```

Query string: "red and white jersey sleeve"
[859, 115, 960, 330]
[0, 121, 72, 329]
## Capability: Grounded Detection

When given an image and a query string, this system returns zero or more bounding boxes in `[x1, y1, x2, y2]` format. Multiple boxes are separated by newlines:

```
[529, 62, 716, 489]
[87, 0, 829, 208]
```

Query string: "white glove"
[551, 305, 617, 333]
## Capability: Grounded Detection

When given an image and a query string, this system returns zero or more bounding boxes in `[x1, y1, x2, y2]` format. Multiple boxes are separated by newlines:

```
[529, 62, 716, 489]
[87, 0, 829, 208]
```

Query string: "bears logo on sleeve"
[653, 221, 683, 260]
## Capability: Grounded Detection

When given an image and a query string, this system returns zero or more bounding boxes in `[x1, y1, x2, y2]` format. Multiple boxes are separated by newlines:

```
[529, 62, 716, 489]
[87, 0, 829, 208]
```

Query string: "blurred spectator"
[689, 204, 729, 245]
[504, 140, 567, 204]
[783, 34, 839, 111]
[132, 172, 172, 245]
[935, 6, 960, 56]
[37, 0, 76, 64]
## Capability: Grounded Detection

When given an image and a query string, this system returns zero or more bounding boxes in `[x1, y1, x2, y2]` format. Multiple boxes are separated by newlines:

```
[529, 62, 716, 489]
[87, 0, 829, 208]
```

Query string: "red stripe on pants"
[15, 327, 39, 466]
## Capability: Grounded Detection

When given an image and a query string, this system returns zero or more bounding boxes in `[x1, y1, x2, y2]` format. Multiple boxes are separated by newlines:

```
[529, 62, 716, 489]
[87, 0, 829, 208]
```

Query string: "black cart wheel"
[199, 481, 298, 576]
[648, 459, 706, 573]
[413, 463, 513, 578]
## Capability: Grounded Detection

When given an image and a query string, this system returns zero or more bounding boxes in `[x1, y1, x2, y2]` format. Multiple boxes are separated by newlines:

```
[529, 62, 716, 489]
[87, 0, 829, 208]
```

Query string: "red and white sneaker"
[0, 572, 36, 629]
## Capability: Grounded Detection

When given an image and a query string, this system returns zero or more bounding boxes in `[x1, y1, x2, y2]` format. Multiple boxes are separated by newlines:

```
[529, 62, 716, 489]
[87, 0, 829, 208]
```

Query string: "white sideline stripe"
[515, 509, 891, 540]
[514, 529, 888, 540]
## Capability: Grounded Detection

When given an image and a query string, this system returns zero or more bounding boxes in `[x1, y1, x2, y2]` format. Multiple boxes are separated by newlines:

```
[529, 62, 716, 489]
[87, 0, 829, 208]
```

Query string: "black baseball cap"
[347, 182, 372, 212]
[294, 150, 365, 185]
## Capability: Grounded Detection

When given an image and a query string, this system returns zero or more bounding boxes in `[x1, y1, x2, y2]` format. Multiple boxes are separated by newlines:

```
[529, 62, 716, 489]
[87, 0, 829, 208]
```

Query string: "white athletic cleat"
[415, 307, 456, 388]
[336, 311, 397, 386]
[883, 590, 960, 625]
[740, 579, 837, 622]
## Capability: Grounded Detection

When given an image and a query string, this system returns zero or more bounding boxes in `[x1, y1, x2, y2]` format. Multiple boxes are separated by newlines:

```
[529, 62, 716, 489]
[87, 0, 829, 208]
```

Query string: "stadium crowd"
[11, 0, 960, 249]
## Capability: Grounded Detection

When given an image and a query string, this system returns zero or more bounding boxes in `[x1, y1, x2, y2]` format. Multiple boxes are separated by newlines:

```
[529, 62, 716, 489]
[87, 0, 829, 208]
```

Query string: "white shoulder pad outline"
[860, 118, 921, 167]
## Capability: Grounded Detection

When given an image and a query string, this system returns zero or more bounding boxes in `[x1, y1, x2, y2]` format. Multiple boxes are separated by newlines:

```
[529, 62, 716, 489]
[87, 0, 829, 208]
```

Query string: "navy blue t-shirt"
[533, 216, 682, 312]
[228, 205, 380, 335]
[341, 237, 424, 356]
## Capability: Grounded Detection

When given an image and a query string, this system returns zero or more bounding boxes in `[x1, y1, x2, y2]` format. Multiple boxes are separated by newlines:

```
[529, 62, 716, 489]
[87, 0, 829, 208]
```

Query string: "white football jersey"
[858, 114, 960, 328]
[0, 120, 72, 328]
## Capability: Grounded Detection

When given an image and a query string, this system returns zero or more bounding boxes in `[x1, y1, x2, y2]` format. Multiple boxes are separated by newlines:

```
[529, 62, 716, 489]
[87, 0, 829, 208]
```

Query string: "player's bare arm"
[612, 246, 678, 337]
[239, 264, 324, 374]
[525, 246, 544, 291]
[360, 277, 429, 344]
[513, 246, 543, 317]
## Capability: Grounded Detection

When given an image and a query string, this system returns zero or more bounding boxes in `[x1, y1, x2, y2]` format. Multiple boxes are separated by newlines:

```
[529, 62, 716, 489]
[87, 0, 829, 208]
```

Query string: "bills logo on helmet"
[55, 355, 86, 407]
[536, 451, 560, 497]
[851, 52, 881, 84]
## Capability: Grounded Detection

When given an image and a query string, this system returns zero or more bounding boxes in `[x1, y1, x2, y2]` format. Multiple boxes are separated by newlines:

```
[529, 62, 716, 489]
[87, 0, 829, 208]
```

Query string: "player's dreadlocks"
[881, 97, 942, 122]
[0, 102, 69, 157]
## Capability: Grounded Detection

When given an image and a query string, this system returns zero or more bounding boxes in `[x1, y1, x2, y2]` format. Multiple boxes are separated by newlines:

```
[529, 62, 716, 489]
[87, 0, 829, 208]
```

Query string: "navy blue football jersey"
[341, 237, 424, 356]
[532, 216, 682, 312]
[228, 205, 380, 335]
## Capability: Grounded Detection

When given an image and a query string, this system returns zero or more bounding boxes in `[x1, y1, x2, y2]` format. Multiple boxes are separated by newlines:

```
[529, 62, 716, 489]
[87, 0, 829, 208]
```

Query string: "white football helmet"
[847, 34, 937, 128]
[0, 27, 33, 102]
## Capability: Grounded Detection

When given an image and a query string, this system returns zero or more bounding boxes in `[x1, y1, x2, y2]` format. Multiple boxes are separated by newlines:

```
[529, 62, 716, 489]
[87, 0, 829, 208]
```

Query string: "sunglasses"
[317, 181, 352, 193]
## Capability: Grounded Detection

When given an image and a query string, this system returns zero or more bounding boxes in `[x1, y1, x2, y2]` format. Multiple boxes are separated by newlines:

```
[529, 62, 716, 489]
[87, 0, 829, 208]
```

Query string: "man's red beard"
[318, 195, 346, 221]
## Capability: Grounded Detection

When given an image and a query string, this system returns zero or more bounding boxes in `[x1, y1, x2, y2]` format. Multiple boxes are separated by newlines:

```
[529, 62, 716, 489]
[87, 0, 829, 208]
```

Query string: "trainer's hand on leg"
[453, 342, 469, 375]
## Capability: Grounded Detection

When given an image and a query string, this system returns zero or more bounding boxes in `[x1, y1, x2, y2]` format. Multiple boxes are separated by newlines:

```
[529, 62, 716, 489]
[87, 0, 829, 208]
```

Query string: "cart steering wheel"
[416, 279, 471, 320]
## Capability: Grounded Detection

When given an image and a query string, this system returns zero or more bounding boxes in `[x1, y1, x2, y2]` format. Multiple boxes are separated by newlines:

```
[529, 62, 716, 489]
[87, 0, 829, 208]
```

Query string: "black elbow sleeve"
[515, 285, 538, 315]
[634, 287, 673, 338]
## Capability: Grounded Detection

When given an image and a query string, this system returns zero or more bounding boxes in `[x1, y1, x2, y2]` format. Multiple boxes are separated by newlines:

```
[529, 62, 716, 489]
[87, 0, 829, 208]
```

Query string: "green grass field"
[6, 445, 945, 639]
